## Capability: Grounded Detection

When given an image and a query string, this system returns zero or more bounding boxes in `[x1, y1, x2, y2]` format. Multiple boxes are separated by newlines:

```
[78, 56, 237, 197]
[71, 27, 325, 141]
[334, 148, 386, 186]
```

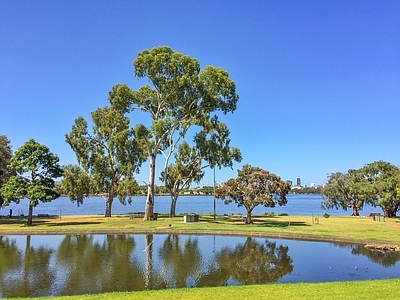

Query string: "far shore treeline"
[54, 184, 322, 198]
[1, 46, 399, 224]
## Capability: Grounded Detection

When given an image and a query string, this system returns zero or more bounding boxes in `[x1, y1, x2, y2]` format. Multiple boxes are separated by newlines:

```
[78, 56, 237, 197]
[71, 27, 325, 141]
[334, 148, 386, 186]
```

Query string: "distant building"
[296, 177, 301, 186]
[286, 180, 292, 186]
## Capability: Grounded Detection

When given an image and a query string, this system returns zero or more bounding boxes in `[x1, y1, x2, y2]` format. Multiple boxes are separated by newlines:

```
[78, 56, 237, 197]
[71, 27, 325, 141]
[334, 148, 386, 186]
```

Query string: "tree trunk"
[351, 205, 359, 216]
[105, 196, 113, 217]
[27, 204, 33, 226]
[245, 210, 253, 224]
[145, 153, 156, 220]
[169, 194, 178, 218]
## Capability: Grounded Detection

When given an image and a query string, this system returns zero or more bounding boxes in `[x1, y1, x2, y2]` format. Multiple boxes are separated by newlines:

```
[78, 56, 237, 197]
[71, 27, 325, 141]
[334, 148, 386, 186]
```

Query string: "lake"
[0, 234, 399, 297]
[1, 194, 383, 217]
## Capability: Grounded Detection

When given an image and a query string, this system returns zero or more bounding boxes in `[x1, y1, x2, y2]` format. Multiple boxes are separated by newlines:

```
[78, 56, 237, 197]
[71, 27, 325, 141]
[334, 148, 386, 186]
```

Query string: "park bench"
[369, 212, 381, 217]
[369, 213, 385, 222]
[37, 214, 50, 218]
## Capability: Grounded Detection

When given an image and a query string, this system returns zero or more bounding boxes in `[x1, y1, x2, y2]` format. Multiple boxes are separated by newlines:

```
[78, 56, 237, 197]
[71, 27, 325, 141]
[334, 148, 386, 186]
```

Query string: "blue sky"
[1, 0, 399, 187]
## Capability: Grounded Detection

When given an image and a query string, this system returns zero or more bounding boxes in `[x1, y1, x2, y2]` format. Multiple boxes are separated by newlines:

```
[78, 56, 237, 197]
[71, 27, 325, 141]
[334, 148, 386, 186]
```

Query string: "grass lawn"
[1, 213, 399, 299]
[1, 213, 399, 245]
[9, 279, 400, 300]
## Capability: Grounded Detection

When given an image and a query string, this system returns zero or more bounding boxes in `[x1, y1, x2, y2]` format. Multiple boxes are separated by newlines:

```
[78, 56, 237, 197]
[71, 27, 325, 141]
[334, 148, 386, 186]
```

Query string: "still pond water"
[1, 234, 399, 298]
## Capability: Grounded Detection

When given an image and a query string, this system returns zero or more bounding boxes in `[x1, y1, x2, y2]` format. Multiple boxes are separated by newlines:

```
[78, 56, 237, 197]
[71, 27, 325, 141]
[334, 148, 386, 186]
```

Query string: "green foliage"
[60, 164, 92, 205]
[323, 213, 330, 218]
[161, 141, 205, 217]
[65, 106, 145, 217]
[322, 161, 400, 217]
[321, 170, 369, 216]
[0, 135, 13, 206]
[109, 46, 240, 220]
[291, 186, 322, 194]
[216, 165, 290, 224]
[360, 161, 400, 217]
[0, 139, 62, 225]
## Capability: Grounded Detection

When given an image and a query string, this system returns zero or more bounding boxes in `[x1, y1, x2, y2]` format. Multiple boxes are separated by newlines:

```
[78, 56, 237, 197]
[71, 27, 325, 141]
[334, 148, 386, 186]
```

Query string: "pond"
[0, 234, 399, 298]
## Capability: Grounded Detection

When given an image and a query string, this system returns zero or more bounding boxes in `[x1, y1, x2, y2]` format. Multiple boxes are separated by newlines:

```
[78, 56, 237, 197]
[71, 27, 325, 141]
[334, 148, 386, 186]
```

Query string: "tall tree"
[360, 161, 400, 217]
[161, 142, 204, 217]
[321, 170, 370, 216]
[110, 46, 239, 220]
[60, 164, 92, 206]
[65, 106, 145, 217]
[0, 135, 13, 206]
[0, 139, 63, 226]
[161, 121, 242, 217]
[216, 165, 290, 224]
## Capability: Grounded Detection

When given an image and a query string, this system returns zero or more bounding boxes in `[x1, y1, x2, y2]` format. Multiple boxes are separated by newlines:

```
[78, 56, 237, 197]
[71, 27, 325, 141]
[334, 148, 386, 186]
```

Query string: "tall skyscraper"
[296, 177, 301, 186]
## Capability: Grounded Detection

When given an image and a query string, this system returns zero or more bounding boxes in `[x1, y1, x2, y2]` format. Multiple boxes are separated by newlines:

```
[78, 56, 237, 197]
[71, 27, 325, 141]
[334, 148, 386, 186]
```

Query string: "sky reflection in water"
[0, 234, 399, 298]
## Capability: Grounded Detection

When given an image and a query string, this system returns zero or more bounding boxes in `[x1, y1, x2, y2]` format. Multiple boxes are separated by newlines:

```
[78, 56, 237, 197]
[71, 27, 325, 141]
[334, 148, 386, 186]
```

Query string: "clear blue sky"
[1, 0, 399, 187]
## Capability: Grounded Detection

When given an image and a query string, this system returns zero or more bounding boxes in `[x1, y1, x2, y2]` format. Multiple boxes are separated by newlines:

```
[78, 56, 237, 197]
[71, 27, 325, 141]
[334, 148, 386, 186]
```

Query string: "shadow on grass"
[200, 216, 309, 227]
[0, 218, 48, 225]
[47, 221, 102, 227]
[254, 220, 309, 228]
[0, 217, 102, 227]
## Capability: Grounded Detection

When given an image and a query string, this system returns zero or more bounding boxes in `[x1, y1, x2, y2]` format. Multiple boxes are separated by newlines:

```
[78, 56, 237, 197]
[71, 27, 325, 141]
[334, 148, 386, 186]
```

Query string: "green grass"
[10, 279, 400, 300]
[1, 214, 399, 245]
[2, 214, 399, 299]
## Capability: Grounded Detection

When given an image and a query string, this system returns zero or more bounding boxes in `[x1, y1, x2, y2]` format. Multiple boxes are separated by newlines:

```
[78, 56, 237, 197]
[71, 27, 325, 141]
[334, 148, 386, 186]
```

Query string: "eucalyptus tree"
[161, 119, 242, 217]
[66, 106, 145, 217]
[109, 46, 239, 220]
[360, 161, 400, 217]
[0, 139, 63, 226]
[161, 142, 204, 217]
[216, 165, 290, 224]
[0, 135, 13, 206]
[321, 170, 369, 216]
[60, 164, 92, 206]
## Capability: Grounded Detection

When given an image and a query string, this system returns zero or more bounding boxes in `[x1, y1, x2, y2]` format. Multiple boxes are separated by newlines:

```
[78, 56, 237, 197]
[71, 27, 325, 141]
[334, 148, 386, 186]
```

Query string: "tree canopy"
[321, 170, 371, 216]
[161, 118, 242, 217]
[60, 164, 92, 206]
[216, 164, 290, 224]
[109, 46, 239, 220]
[322, 161, 400, 217]
[0, 135, 13, 206]
[65, 105, 145, 217]
[0, 139, 63, 225]
[360, 161, 400, 217]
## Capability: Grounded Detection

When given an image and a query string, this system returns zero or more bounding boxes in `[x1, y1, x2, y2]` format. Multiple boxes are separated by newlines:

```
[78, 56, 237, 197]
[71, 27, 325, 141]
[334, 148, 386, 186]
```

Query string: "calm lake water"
[0, 194, 383, 217]
[0, 234, 399, 298]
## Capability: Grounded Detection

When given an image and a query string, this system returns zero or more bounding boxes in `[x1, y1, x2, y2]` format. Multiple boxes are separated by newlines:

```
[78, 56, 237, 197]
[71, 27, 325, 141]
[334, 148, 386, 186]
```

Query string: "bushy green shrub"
[263, 212, 276, 217]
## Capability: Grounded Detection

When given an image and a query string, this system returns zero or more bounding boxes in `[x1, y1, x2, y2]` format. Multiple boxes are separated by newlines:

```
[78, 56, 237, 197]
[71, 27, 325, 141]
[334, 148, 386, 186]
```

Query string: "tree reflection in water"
[0, 236, 55, 298]
[197, 237, 293, 286]
[332, 243, 400, 268]
[0, 234, 399, 298]
[158, 234, 202, 288]
[56, 234, 167, 295]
